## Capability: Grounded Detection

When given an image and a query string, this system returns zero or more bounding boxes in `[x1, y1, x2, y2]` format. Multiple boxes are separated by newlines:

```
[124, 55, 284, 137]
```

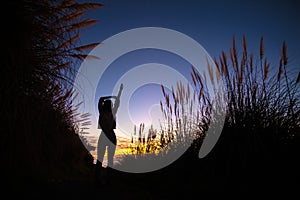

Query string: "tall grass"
[215, 36, 300, 140]
[118, 36, 299, 177]
[120, 80, 210, 168]
[128, 124, 162, 154]
[1, 0, 103, 181]
[158, 35, 300, 179]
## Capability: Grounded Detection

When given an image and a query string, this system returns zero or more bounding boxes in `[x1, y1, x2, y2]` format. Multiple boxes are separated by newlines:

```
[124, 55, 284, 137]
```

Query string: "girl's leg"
[107, 143, 116, 168]
[96, 132, 107, 184]
[107, 132, 117, 168]
[97, 132, 107, 165]
[106, 141, 116, 183]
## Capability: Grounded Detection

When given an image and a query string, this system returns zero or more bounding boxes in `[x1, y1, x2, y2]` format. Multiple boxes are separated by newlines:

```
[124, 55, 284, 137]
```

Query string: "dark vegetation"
[2, 0, 102, 183]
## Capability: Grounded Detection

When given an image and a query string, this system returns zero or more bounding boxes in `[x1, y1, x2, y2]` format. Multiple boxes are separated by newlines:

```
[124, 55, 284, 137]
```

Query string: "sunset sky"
[76, 0, 300, 157]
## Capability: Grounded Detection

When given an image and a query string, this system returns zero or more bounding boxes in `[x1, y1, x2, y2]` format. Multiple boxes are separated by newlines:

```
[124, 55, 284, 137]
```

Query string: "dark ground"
[4, 154, 299, 199]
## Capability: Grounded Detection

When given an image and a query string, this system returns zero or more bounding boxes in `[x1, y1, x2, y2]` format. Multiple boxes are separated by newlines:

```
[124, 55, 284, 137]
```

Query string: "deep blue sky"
[80, 0, 300, 67]
[76, 0, 300, 137]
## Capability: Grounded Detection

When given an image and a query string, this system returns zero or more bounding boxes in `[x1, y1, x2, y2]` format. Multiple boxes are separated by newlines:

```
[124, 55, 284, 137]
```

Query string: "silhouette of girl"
[96, 83, 123, 184]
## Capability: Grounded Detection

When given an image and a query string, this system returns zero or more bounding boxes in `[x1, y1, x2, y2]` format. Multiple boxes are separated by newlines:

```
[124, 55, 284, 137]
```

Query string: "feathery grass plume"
[67, 2, 104, 10]
[186, 83, 190, 103]
[196, 70, 204, 89]
[134, 125, 136, 136]
[203, 73, 207, 86]
[214, 57, 220, 74]
[260, 36, 264, 60]
[210, 57, 222, 84]
[258, 37, 267, 94]
[281, 40, 293, 115]
[73, 42, 100, 52]
[249, 54, 253, 74]
[191, 71, 197, 87]
[161, 84, 166, 97]
[263, 58, 269, 80]
[278, 58, 283, 81]
[239, 53, 245, 87]
[165, 93, 170, 108]
[58, 33, 81, 49]
[160, 100, 164, 113]
[171, 86, 176, 102]
[229, 49, 234, 69]
[296, 72, 300, 84]
[53, 61, 71, 71]
[221, 52, 229, 77]
[242, 35, 247, 59]
[282, 40, 288, 65]
[69, 54, 100, 60]
[207, 59, 215, 85]
[54, 10, 84, 24]
[68, 18, 98, 32]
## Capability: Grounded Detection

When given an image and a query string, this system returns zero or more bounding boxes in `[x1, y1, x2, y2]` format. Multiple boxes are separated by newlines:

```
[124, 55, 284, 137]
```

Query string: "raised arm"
[112, 84, 123, 115]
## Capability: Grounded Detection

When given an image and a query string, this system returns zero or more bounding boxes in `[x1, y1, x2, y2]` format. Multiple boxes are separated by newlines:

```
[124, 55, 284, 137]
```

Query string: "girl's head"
[103, 99, 113, 111]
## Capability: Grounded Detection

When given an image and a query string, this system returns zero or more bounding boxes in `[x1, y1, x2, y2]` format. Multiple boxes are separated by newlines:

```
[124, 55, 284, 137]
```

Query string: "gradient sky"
[76, 0, 300, 147]
[80, 0, 300, 66]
